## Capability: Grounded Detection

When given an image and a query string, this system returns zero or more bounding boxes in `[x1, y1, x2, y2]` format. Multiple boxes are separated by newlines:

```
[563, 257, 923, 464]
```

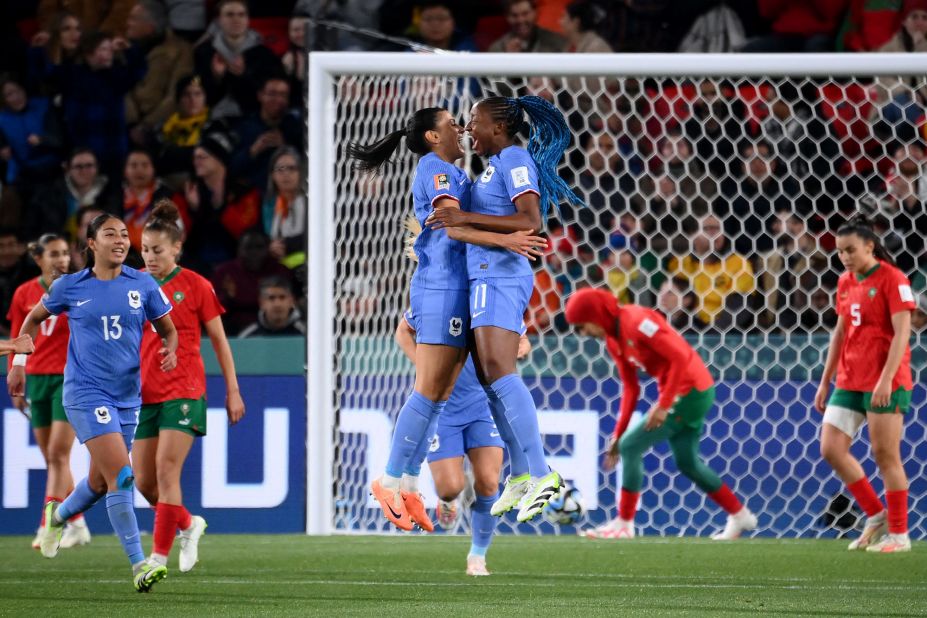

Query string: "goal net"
[307, 53, 927, 537]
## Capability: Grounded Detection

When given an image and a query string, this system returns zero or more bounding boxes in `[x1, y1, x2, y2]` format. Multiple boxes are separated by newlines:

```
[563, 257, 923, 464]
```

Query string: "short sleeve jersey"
[835, 261, 915, 392]
[141, 267, 224, 403]
[43, 266, 172, 408]
[7, 278, 69, 375]
[467, 145, 540, 280]
[411, 152, 470, 290]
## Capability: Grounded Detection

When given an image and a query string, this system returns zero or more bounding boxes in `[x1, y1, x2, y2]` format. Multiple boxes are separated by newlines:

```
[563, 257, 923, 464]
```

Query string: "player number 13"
[101, 315, 123, 341]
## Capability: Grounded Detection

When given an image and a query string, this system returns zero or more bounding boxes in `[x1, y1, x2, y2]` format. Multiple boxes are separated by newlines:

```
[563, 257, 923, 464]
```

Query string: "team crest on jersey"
[449, 316, 463, 337]
[128, 290, 142, 309]
[433, 173, 450, 190]
[480, 166, 495, 183]
[173, 291, 185, 304]
[868, 288, 877, 298]
[429, 434, 440, 453]
[94, 406, 111, 424]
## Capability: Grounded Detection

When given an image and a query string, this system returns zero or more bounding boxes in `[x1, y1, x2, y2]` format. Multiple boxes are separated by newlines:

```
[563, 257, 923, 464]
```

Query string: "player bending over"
[815, 215, 915, 553]
[427, 95, 583, 522]
[565, 288, 757, 540]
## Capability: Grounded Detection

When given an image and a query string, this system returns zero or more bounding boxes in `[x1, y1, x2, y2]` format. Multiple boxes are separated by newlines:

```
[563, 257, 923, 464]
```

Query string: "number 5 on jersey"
[102, 315, 123, 340]
[472, 283, 487, 319]
[850, 303, 861, 326]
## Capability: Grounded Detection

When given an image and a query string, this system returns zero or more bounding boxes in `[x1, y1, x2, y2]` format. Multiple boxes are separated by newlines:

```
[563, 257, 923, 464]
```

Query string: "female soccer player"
[564, 287, 757, 540]
[134, 201, 245, 572]
[7, 234, 91, 550]
[349, 107, 545, 530]
[428, 95, 583, 522]
[815, 215, 916, 553]
[10, 214, 177, 592]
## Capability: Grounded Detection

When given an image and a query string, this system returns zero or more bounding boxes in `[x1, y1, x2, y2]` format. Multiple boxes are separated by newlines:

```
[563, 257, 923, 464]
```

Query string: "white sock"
[400, 474, 419, 493]
[151, 552, 168, 566]
[381, 474, 401, 490]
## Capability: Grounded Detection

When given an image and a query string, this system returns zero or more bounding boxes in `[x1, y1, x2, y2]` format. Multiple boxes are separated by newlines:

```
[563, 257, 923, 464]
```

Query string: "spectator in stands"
[796, 285, 837, 332]
[578, 131, 635, 212]
[52, 30, 147, 177]
[415, 2, 477, 51]
[263, 147, 307, 266]
[682, 79, 746, 179]
[0, 228, 40, 336]
[656, 131, 717, 203]
[869, 2, 927, 137]
[606, 249, 651, 306]
[880, 156, 927, 277]
[605, 0, 680, 52]
[741, 0, 847, 52]
[238, 276, 306, 337]
[281, 16, 309, 109]
[718, 139, 804, 255]
[165, 0, 208, 43]
[212, 229, 293, 335]
[27, 148, 119, 241]
[36, 0, 133, 35]
[157, 74, 209, 180]
[656, 275, 708, 331]
[0, 77, 63, 207]
[488, 0, 566, 52]
[560, 0, 611, 53]
[27, 10, 82, 95]
[667, 213, 755, 327]
[838, 0, 904, 51]
[181, 132, 261, 270]
[194, 0, 283, 118]
[125, 0, 194, 148]
[230, 76, 302, 192]
[69, 205, 105, 270]
[121, 149, 175, 253]
[296, 0, 384, 51]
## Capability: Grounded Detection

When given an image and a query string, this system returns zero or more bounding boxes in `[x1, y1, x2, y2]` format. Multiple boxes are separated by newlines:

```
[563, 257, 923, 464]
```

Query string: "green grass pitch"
[2, 535, 926, 616]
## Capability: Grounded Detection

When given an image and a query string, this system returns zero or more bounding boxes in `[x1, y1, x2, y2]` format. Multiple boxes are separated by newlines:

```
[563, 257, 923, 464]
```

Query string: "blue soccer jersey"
[411, 152, 470, 291]
[43, 266, 172, 409]
[467, 145, 540, 280]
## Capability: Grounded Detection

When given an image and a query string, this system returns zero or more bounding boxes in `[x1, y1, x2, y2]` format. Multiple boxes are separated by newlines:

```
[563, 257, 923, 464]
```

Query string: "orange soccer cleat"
[371, 478, 414, 531]
[401, 491, 435, 532]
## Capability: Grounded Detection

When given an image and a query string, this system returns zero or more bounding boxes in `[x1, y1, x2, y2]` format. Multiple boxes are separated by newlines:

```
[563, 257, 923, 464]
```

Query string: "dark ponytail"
[27, 233, 66, 263]
[84, 213, 122, 270]
[836, 213, 896, 266]
[347, 107, 444, 173]
[144, 199, 183, 243]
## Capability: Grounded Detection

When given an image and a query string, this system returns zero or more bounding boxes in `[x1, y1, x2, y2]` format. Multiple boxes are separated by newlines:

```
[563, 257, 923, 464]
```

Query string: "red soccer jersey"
[605, 305, 714, 439]
[6, 277, 69, 375]
[835, 261, 915, 392]
[141, 267, 225, 403]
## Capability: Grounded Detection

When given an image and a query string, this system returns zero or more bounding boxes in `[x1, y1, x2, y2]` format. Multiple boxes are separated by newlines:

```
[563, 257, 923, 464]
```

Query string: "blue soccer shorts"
[427, 407, 505, 462]
[66, 403, 139, 452]
[469, 275, 533, 334]
[408, 284, 469, 348]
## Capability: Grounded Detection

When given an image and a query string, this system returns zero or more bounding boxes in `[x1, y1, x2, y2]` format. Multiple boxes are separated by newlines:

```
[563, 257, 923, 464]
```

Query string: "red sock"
[41, 496, 62, 527]
[153, 502, 181, 556]
[176, 505, 192, 531]
[846, 477, 884, 517]
[886, 489, 908, 534]
[708, 484, 743, 515]
[618, 489, 639, 521]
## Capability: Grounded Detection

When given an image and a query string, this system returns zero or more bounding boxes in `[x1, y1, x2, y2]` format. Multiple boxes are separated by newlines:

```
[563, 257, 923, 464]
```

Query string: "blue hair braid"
[507, 95, 584, 219]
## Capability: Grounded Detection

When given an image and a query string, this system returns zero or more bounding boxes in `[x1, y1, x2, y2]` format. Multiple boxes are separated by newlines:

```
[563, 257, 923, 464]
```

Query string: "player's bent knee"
[115, 465, 135, 491]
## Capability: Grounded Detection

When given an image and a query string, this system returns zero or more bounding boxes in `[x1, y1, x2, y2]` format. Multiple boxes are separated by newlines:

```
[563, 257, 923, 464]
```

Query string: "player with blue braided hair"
[428, 95, 582, 522]
[10, 214, 177, 592]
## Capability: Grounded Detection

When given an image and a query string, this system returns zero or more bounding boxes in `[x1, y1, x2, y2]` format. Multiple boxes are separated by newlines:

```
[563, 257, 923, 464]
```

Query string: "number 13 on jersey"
[101, 315, 123, 340]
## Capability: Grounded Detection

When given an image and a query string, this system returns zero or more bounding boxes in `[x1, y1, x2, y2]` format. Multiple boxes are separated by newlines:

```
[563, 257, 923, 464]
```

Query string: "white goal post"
[307, 52, 927, 536]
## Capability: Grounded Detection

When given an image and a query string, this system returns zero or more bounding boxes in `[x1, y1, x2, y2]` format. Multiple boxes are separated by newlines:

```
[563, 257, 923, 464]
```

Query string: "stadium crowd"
[1, 0, 927, 339]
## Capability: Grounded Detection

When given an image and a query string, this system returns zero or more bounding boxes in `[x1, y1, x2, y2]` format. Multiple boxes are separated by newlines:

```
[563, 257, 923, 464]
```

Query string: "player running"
[348, 107, 542, 530]
[10, 214, 177, 592]
[133, 201, 245, 572]
[815, 214, 916, 553]
[427, 95, 583, 522]
[564, 288, 757, 540]
[7, 234, 91, 550]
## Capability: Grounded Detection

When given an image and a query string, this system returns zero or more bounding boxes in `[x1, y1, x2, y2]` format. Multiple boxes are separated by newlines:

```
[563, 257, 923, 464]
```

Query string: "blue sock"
[470, 494, 497, 557]
[490, 374, 548, 477]
[385, 391, 446, 479]
[56, 478, 105, 523]
[105, 490, 145, 565]
[403, 412, 440, 477]
[483, 386, 529, 478]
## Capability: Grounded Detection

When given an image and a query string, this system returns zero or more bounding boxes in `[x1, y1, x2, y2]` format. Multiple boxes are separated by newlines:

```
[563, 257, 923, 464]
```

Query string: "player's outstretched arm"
[428, 192, 542, 234]
[446, 227, 546, 260]
[815, 315, 846, 413]
[0, 335, 34, 357]
[205, 316, 245, 425]
[7, 303, 48, 397]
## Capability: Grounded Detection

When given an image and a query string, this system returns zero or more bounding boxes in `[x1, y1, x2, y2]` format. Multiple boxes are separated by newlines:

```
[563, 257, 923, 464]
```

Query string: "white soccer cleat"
[466, 555, 491, 576]
[584, 518, 634, 539]
[491, 474, 530, 516]
[59, 518, 92, 549]
[39, 501, 64, 558]
[178, 515, 207, 572]
[31, 527, 42, 550]
[711, 508, 758, 540]
[848, 511, 887, 551]
[516, 470, 562, 523]
[435, 498, 460, 529]
[866, 533, 911, 554]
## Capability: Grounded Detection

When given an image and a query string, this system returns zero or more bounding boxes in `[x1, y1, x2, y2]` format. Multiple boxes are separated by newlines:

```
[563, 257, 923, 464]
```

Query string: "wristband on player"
[12, 354, 27, 367]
